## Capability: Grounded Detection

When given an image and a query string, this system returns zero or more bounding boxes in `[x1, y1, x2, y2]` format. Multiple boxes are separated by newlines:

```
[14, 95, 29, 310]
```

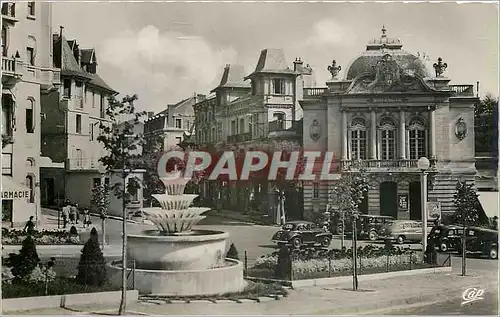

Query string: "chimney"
[147, 111, 154, 119]
[294, 57, 304, 72]
[476, 81, 480, 97]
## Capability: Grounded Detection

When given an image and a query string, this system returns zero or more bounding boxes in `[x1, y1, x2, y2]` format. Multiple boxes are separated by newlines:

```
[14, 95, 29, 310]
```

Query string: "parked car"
[427, 224, 465, 252]
[331, 214, 395, 241]
[271, 221, 333, 248]
[464, 226, 498, 259]
[386, 220, 424, 244]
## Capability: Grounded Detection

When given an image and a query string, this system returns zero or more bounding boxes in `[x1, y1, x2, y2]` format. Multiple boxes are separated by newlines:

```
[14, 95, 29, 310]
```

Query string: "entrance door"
[380, 182, 398, 219]
[409, 181, 421, 220]
[44, 178, 55, 206]
[359, 191, 369, 215]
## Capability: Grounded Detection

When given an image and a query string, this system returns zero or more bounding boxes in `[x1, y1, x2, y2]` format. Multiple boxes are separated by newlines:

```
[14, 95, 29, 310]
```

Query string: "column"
[429, 108, 436, 159]
[399, 109, 406, 159]
[342, 110, 348, 160]
[370, 110, 377, 159]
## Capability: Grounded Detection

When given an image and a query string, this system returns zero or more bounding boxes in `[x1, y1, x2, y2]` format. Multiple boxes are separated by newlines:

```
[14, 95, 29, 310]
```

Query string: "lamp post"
[417, 157, 430, 254]
[44, 257, 56, 296]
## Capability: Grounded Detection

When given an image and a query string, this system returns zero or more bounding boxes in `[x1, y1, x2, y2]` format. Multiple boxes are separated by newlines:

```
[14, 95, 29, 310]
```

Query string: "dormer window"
[272, 78, 285, 95]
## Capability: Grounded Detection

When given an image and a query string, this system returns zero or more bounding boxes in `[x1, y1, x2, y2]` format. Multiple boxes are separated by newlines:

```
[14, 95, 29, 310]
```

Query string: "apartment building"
[39, 28, 144, 216]
[2, 2, 61, 226]
[192, 50, 315, 218]
[144, 95, 197, 152]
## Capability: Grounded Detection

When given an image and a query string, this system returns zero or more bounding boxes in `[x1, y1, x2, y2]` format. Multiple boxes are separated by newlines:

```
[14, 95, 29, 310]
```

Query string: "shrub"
[69, 226, 78, 236]
[75, 228, 107, 286]
[274, 245, 291, 279]
[1, 228, 83, 245]
[226, 243, 239, 260]
[6, 235, 40, 283]
[28, 265, 56, 283]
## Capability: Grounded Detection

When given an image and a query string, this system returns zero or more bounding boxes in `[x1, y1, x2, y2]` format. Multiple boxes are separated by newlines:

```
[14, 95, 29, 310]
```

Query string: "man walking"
[62, 203, 69, 228]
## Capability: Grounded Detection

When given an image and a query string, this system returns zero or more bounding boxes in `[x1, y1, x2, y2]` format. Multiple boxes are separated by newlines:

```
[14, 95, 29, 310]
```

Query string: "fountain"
[107, 171, 245, 296]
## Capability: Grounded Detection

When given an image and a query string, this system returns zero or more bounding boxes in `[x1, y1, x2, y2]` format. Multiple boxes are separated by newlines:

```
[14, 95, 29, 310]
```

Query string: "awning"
[1, 176, 30, 200]
[478, 191, 499, 218]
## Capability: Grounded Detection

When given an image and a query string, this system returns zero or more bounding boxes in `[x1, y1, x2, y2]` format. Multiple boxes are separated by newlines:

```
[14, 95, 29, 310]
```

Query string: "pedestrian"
[83, 208, 92, 229]
[69, 203, 76, 224]
[23, 216, 36, 236]
[61, 203, 69, 228]
[74, 203, 80, 224]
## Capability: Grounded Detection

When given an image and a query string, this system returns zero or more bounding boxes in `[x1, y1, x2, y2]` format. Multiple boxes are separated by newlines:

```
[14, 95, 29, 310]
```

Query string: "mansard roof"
[244, 48, 298, 79]
[211, 64, 250, 92]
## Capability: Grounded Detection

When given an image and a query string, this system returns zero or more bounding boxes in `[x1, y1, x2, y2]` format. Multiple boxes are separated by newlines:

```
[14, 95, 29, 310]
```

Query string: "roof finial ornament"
[381, 25, 387, 38]
[327, 60, 341, 80]
[433, 57, 448, 77]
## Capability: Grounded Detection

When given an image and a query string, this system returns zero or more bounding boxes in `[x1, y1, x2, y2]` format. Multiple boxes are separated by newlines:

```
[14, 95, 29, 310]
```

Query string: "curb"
[89, 213, 142, 224]
[138, 293, 286, 305]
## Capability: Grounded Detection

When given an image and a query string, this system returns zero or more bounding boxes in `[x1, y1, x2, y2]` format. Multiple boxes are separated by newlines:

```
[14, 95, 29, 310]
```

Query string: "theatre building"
[300, 27, 479, 222]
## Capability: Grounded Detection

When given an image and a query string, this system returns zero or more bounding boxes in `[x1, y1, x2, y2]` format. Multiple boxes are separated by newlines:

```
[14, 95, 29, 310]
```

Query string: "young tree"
[453, 179, 489, 276]
[90, 184, 111, 249]
[76, 228, 107, 286]
[328, 168, 369, 291]
[97, 94, 145, 315]
[226, 243, 240, 260]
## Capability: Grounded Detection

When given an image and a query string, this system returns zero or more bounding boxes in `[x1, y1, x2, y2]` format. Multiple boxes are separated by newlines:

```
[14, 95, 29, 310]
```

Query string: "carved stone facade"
[300, 27, 478, 221]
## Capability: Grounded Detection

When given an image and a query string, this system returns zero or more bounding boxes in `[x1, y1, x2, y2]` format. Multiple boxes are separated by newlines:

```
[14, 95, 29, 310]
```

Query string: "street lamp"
[417, 157, 430, 253]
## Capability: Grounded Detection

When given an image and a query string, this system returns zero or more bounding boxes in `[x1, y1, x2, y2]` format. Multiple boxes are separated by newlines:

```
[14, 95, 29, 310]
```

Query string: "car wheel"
[320, 236, 331, 248]
[440, 243, 448, 252]
[291, 237, 302, 249]
[396, 235, 405, 244]
[336, 224, 343, 235]
[368, 231, 378, 241]
[489, 246, 498, 260]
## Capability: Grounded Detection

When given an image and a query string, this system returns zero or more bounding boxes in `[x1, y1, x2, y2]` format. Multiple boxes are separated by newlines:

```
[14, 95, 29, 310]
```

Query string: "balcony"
[2, 57, 23, 86]
[449, 85, 475, 97]
[1, 3, 18, 24]
[268, 120, 301, 138]
[66, 157, 102, 171]
[341, 159, 419, 172]
[227, 132, 252, 143]
[303, 87, 327, 99]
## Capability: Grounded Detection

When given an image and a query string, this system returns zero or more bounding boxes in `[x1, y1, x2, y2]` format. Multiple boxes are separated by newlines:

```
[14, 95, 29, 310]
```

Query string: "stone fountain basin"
[127, 229, 229, 271]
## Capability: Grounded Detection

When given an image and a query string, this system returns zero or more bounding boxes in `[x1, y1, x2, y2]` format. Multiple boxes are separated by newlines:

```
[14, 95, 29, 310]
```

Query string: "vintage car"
[464, 226, 498, 259]
[427, 224, 465, 252]
[386, 220, 426, 244]
[271, 221, 333, 248]
[331, 214, 395, 241]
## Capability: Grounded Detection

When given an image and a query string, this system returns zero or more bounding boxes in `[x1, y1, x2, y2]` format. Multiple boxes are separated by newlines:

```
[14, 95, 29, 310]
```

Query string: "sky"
[53, 1, 499, 113]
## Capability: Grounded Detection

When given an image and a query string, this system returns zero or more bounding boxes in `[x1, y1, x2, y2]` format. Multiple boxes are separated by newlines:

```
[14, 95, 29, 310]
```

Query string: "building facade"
[193, 50, 315, 218]
[300, 27, 479, 221]
[144, 94, 198, 152]
[2, 2, 61, 226]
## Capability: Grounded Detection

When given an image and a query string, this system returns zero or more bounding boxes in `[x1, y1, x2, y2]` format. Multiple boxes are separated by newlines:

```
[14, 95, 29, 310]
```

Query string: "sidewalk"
[207, 209, 276, 226]
[5, 269, 497, 315]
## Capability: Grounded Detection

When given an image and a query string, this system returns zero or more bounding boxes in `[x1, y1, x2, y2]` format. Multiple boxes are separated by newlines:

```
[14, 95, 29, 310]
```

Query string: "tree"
[328, 167, 369, 290]
[91, 184, 111, 249]
[76, 228, 107, 286]
[6, 235, 40, 283]
[453, 179, 489, 276]
[475, 95, 498, 155]
[97, 94, 145, 315]
[226, 243, 239, 260]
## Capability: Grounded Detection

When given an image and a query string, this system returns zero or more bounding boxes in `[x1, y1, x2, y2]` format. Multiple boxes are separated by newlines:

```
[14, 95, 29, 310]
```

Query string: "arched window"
[379, 117, 396, 160]
[407, 117, 427, 159]
[26, 98, 34, 133]
[75, 149, 83, 168]
[26, 175, 34, 203]
[350, 117, 367, 160]
[26, 157, 35, 166]
[273, 112, 286, 130]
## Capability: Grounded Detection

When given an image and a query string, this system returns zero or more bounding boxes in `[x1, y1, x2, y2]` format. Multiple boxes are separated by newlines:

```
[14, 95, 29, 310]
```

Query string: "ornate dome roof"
[345, 26, 432, 80]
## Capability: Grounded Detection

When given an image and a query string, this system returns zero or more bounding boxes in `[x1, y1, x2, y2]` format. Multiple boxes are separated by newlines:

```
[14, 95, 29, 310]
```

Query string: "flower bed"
[248, 245, 433, 280]
[1, 277, 119, 299]
[1, 228, 82, 245]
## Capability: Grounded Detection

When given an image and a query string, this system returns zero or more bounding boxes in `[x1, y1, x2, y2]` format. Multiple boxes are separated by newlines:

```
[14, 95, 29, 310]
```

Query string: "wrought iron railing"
[227, 132, 252, 143]
[268, 120, 300, 132]
[303, 87, 327, 98]
[341, 159, 419, 170]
